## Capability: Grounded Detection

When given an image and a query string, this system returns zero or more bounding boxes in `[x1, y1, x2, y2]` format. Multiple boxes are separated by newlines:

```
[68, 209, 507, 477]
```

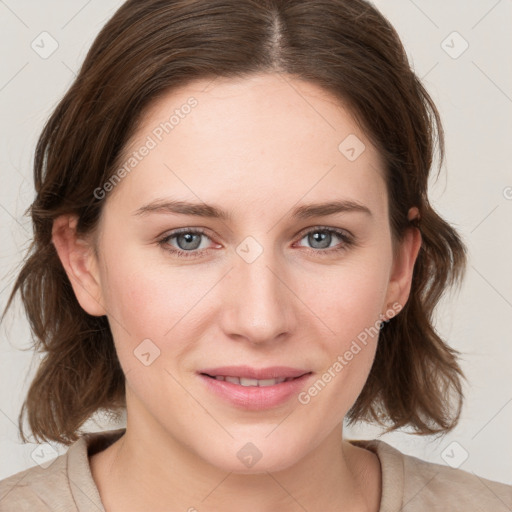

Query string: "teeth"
[240, 377, 259, 386]
[213, 376, 288, 386]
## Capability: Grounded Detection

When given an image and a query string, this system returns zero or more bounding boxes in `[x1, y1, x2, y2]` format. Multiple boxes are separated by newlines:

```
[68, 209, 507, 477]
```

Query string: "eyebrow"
[133, 198, 372, 220]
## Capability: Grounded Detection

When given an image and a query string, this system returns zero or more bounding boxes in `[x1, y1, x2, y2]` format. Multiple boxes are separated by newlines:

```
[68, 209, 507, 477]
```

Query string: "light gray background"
[1, 0, 511, 487]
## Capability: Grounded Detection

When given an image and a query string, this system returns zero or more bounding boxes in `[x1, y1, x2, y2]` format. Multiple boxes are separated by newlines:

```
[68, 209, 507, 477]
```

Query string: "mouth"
[198, 365, 311, 383]
[200, 374, 308, 387]
[197, 367, 314, 410]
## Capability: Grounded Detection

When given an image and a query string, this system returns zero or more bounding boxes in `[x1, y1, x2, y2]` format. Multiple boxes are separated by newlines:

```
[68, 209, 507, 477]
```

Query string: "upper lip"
[199, 366, 311, 380]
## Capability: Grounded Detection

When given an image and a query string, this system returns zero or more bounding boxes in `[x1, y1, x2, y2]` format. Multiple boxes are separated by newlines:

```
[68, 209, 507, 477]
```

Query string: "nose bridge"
[225, 235, 293, 342]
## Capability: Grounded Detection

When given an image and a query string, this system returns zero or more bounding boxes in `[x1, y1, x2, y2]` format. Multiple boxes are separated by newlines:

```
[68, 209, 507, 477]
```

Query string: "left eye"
[297, 228, 350, 250]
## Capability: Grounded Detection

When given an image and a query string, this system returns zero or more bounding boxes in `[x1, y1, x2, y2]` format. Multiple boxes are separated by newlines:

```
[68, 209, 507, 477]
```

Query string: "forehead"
[106, 73, 387, 220]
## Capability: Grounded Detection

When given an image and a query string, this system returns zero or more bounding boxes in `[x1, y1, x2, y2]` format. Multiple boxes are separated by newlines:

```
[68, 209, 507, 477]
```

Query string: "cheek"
[294, 263, 390, 420]
[98, 246, 211, 367]
[302, 254, 392, 342]
[101, 239, 209, 324]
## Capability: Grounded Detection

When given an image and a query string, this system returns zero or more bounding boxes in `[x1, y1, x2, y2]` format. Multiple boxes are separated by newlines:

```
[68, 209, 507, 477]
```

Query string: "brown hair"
[2, 0, 467, 445]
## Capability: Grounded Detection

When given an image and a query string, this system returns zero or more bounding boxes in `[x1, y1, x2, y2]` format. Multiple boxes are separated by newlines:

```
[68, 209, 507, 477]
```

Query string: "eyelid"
[295, 224, 353, 241]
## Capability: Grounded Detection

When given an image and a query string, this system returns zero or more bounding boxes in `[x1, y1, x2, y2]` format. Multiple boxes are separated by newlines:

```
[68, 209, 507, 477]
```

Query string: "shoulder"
[350, 438, 512, 512]
[0, 451, 72, 510]
[380, 440, 512, 511]
[401, 450, 511, 511]
[0, 429, 124, 511]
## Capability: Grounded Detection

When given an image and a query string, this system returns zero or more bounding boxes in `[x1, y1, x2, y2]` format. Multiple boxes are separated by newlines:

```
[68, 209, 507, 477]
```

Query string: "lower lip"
[198, 373, 313, 410]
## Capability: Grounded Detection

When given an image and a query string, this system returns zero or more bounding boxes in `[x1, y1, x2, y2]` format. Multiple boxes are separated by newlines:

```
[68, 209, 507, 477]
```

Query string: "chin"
[196, 436, 308, 475]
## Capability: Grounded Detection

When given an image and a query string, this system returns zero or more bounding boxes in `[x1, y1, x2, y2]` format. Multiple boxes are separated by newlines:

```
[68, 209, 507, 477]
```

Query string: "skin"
[52, 72, 421, 512]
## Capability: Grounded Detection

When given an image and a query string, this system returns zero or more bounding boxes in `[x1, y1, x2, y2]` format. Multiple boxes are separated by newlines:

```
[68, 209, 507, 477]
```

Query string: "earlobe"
[384, 207, 422, 312]
[51, 214, 106, 317]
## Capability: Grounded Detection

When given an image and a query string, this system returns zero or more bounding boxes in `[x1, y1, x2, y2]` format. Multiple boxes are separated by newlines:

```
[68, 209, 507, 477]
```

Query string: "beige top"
[1, 428, 511, 511]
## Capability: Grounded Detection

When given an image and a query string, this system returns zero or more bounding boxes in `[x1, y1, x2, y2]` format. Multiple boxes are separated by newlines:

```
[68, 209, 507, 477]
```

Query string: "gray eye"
[306, 231, 333, 249]
[175, 232, 203, 250]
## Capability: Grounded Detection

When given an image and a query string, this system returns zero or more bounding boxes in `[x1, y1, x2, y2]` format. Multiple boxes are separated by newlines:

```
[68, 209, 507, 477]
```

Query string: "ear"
[384, 207, 422, 313]
[51, 214, 107, 316]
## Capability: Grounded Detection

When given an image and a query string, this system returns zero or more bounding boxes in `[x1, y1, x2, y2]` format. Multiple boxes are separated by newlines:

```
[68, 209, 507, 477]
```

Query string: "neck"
[90, 391, 381, 511]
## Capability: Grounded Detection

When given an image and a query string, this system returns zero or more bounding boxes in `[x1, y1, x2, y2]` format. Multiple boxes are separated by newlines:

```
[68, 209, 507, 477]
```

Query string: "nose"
[220, 243, 295, 345]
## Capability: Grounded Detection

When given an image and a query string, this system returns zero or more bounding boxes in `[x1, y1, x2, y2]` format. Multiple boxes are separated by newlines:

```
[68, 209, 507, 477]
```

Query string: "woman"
[1, 0, 511, 510]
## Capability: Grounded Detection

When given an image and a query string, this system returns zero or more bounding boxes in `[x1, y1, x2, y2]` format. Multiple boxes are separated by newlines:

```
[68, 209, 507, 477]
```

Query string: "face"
[58, 72, 418, 473]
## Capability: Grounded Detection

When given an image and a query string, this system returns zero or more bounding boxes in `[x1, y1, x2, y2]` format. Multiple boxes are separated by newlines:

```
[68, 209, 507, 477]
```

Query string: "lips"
[198, 370, 314, 410]
[198, 365, 310, 381]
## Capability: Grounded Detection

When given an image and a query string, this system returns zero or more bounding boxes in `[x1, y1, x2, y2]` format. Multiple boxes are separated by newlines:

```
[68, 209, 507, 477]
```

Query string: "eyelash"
[157, 226, 354, 259]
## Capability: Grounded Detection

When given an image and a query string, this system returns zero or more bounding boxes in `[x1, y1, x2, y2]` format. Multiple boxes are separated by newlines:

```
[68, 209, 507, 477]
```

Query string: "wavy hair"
[1, 0, 467, 444]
